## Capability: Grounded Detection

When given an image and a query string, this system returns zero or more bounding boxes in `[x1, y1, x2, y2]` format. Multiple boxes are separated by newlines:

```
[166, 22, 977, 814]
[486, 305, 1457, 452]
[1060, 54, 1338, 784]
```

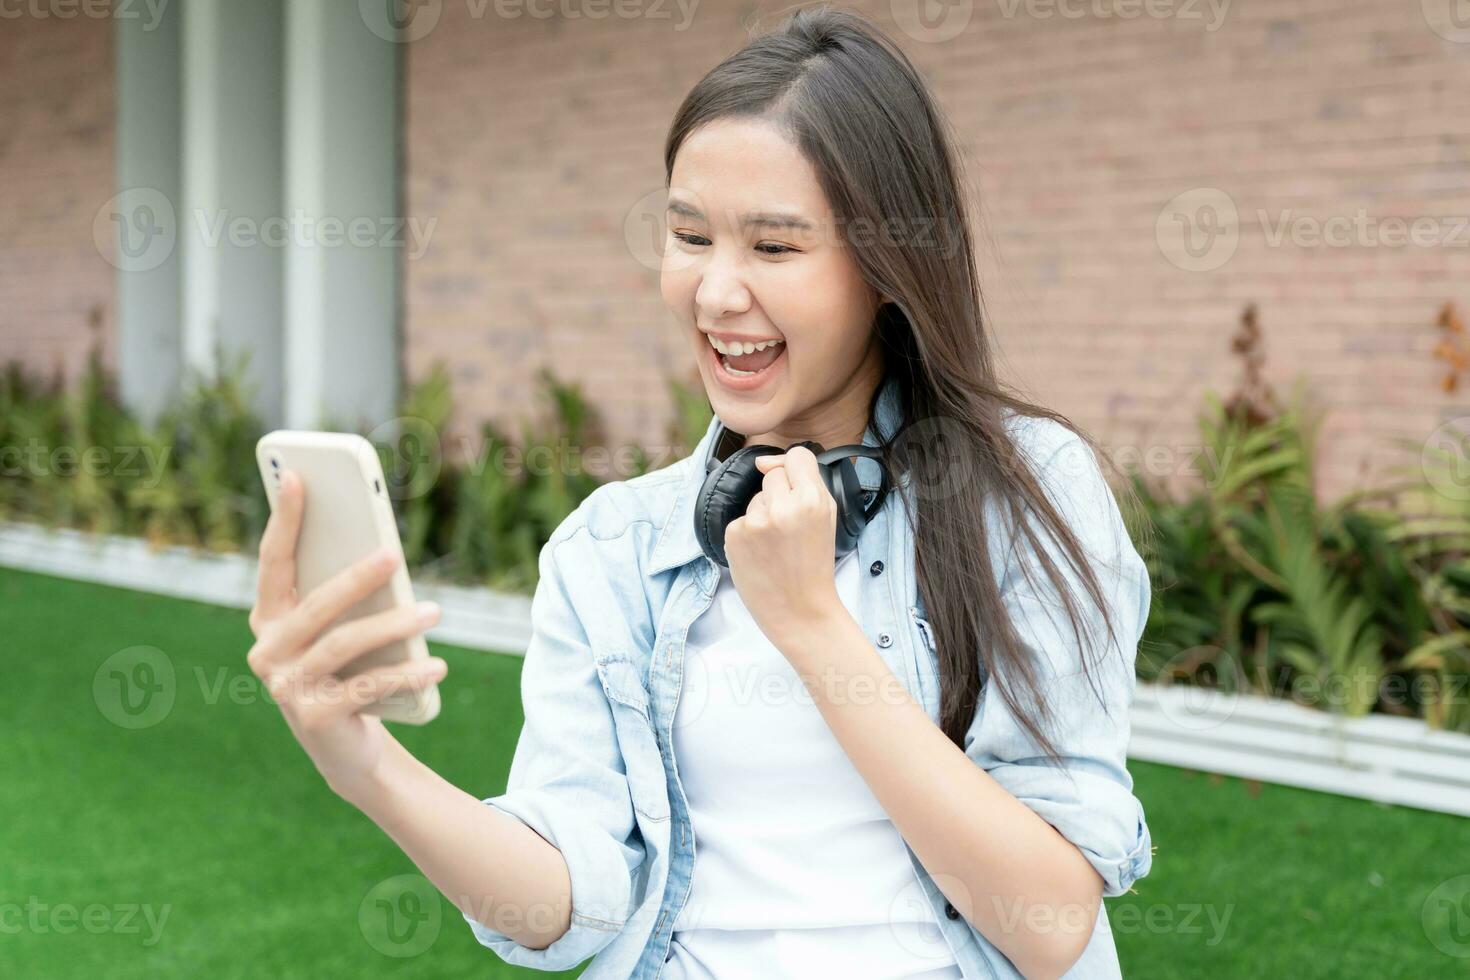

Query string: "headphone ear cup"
[829, 457, 866, 553]
[694, 446, 774, 567]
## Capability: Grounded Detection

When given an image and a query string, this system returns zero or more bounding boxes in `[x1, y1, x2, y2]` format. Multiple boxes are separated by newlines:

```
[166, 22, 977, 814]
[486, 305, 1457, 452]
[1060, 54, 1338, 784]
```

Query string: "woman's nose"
[695, 255, 753, 320]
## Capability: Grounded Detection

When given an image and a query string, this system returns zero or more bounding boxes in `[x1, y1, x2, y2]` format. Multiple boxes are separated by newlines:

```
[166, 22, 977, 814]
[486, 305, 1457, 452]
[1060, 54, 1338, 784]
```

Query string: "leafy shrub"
[0, 343, 710, 592]
[1126, 305, 1467, 731]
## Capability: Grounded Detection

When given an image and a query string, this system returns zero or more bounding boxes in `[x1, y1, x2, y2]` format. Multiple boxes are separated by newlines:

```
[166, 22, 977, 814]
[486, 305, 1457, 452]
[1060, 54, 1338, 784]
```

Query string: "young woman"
[244, 7, 1153, 979]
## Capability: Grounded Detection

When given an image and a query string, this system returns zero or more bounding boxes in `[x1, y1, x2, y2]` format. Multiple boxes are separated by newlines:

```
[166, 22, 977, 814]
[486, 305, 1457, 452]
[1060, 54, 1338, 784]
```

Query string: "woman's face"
[661, 117, 887, 450]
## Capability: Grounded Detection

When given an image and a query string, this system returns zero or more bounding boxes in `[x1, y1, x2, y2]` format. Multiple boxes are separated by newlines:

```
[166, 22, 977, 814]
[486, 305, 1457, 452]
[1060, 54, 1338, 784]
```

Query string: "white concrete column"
[180, 0, 285, 426]
[114, 3, 182, 426]
[283, 0, 401, 432]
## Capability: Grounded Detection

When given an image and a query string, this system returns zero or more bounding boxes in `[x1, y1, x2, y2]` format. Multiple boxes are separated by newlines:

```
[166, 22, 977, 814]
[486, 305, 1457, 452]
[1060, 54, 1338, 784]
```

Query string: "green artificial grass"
[0, 565, 569, 979]
[1117, 761, 1468, 977]
[1, 565, 1466, 978]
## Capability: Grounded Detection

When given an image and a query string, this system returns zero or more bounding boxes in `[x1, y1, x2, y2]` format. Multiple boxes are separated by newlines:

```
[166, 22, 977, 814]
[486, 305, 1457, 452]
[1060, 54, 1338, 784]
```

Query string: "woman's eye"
[670, 232, 795, 257]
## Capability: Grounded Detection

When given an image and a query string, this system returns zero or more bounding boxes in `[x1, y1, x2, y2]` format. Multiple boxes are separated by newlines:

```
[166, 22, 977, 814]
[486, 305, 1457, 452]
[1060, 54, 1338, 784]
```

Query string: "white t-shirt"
[664, 549, 963, 979]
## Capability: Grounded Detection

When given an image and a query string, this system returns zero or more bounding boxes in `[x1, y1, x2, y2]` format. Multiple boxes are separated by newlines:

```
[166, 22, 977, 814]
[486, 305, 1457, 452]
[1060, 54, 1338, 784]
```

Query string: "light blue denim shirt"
[463, 373, 1154, 978]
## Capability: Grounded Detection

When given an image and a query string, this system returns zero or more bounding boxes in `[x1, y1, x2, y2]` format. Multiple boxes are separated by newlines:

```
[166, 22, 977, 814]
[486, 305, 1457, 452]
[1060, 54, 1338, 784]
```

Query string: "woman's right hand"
[245, 468, 446, 802]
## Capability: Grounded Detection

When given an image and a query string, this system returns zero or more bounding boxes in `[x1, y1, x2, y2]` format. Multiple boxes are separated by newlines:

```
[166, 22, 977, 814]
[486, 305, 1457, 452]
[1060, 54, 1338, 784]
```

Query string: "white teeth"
[708, 335, 784, 357]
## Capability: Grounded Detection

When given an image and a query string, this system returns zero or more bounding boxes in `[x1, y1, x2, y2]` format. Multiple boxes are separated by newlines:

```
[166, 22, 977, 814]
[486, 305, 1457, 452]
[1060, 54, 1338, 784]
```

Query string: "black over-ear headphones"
[694, 421, 893, 568]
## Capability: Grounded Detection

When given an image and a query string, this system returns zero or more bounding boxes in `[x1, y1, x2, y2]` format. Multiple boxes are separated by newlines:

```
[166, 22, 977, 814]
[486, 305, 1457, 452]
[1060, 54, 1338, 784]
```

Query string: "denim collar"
[648, 372, 906, 576]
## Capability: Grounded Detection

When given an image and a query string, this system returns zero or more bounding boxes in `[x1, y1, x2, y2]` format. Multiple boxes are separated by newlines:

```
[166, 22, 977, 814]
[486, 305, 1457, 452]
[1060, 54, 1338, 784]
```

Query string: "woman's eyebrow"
[666, 199, 815, 233]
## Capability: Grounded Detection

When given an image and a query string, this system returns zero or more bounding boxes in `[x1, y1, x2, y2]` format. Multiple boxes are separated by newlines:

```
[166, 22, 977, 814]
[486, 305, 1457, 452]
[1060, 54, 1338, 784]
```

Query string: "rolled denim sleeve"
[461, 526, 645, 969]
[965, 427, 1153, 898]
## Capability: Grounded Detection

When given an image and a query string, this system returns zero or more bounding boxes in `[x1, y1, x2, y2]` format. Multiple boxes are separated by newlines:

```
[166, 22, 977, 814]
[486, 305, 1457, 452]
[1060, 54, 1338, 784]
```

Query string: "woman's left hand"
[725, 445, 847, 652]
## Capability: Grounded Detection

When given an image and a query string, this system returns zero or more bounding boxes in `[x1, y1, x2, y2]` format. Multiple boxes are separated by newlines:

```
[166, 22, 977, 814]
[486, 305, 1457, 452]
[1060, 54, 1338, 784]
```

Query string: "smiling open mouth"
[705, 335, 787, 389]
[708, 335, 784, 373]
[721, 345, 783, 375]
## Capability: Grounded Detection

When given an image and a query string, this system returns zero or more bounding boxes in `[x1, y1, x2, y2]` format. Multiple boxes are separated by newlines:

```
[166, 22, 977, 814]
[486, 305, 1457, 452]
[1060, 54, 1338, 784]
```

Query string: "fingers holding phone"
[250, 464, 305, 630]
[247, 461, 445, 800]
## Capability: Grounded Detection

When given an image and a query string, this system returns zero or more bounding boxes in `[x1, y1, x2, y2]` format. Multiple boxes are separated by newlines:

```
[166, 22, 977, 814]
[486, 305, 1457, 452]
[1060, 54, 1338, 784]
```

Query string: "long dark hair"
[663, 5, 1144, 763]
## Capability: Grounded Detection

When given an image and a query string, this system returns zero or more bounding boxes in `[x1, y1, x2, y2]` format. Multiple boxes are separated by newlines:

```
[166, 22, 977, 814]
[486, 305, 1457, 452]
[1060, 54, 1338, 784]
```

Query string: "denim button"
[877, 632, 892, 648]
[945, 902, 960, 920]
[870, 560, 884, 576]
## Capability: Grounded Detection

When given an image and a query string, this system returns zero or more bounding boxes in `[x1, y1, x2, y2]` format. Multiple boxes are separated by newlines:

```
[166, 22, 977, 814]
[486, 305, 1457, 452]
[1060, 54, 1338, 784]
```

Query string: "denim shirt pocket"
[908, 607, 945, 718]
[912, 607, 996, 703]
[911, 606, 937, 662]
[594, 654, 671, 822]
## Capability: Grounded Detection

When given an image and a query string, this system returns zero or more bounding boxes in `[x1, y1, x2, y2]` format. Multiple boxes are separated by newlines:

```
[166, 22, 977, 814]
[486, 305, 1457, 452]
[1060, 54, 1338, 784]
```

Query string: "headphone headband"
[694, 418, 892, 567]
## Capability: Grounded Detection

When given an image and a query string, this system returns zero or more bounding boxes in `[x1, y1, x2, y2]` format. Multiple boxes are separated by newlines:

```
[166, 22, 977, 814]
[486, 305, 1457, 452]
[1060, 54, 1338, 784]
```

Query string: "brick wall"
[4, 2, 1462, 500]
[943, 0, 1470, 500]
[402, 1, 747, 472]
[403, 0, 1470, 497]
[0, 12, 115, 383]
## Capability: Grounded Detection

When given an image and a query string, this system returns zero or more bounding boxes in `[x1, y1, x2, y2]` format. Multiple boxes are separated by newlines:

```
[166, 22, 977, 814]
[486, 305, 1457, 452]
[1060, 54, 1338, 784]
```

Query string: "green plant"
[444, 419, 544, 592]
[1127, 305, 1448, 726]
[667, 369, 715, 456]
[7, 308, 1469, 732]
[1244, 486, 1384, 717]
[1134, 384, 1411, 719]
[1125, 473, 1255, 690]
[0, 342, 708, 589]
[123, 347, 269, 551]
[0, 359, 69, 526]
[368, 363, 455, 568]
[1390, 427, 1470, 731]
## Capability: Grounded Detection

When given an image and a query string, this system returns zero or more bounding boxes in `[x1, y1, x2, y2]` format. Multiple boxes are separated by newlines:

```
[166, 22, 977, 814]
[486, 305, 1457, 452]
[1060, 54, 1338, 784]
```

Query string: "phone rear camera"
[271, 458, 279, 468]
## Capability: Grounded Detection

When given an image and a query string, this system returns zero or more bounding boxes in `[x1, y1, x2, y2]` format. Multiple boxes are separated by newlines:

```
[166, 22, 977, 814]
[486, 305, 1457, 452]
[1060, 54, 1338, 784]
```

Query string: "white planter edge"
[2, 520, 1466, 818]
[0, 520, 532, 655]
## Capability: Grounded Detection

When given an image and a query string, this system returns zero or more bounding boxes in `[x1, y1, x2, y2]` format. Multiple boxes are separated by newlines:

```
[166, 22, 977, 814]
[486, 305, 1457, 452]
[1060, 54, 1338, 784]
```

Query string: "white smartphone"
[255, 430, 441, 725]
